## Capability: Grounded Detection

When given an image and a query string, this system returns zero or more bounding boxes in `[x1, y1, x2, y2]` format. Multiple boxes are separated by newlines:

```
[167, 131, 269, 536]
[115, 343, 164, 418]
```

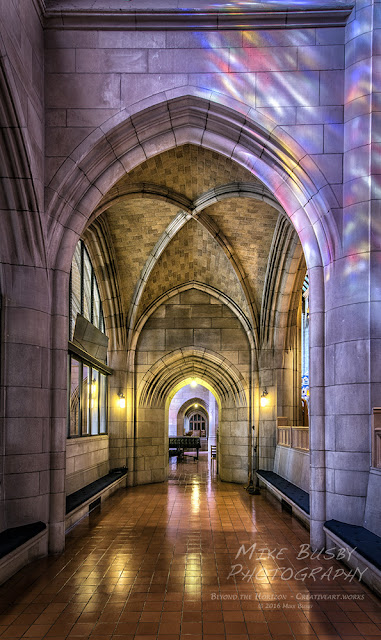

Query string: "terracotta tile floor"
[0, 455, 380, 639]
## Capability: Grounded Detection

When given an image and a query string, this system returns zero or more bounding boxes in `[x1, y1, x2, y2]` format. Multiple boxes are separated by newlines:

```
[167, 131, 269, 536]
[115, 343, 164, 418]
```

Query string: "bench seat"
[66, 469, 127, 514]
[324, 519, 381, 572]
[0, 522, 46, 560]
[256, 470, 310, 520]
[0, 522, 48, 586]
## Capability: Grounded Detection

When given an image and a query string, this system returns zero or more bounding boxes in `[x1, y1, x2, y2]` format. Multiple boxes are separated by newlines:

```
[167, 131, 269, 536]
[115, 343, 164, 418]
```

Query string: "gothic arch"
[0, 34, 45, 267]
[46, 92, 328, 528]
[46, 93, 338, 275]
[177, 398, 209, 437]
[131, 281, 255, 355]
[136, 345, 249, 483]
[138, 347, 248, 410]
[83, 217, 126, 351]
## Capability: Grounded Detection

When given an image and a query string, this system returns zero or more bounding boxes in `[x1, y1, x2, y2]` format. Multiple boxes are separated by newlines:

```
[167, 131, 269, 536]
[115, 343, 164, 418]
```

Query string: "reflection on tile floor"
[0, 455, 380, 639]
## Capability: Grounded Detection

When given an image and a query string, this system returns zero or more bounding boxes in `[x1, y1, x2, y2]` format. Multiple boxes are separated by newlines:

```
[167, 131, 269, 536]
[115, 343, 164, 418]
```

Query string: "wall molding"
[44, 7, 353, 31]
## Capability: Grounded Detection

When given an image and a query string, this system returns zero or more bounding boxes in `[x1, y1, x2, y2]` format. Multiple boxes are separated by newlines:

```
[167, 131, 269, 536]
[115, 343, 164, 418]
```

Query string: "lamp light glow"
[190, 379, 197, 388]
[118, 393, 126, 409]
[260, 389, 269, 408]
[194, 403, 198, 408]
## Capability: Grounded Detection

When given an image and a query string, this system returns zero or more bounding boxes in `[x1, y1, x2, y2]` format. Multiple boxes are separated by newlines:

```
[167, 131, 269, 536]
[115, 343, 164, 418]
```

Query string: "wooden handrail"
[276, 421, 309, 451]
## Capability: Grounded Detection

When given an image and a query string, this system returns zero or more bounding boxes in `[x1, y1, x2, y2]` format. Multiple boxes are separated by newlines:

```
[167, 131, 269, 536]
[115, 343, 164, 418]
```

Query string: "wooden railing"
[277, 418, 309, 451]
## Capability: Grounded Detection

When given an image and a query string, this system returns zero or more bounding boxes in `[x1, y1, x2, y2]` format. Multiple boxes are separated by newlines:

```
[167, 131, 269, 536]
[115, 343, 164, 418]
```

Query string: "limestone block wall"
[0, 0, 46, 534]
[66, 436, 109, 495]
[257, 345, 277, 471]
[218, 406, 250, 484]
[134, 407, 167, 485]
[136, 291, 250, 385]
[0, 0, 45, 206]
[1, 267, 54, 532]
[44, 16, 346, 198]
[364, 470, 381, 537]
[315, 0, 381, 539]
[273, 445, 310, 492]
[135, 288, 251, 484]
[107, 350, 128, 474]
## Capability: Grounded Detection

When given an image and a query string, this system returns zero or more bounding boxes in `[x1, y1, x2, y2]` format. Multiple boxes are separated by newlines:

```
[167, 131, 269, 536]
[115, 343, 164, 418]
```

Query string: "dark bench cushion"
[257, 470, 310, 514]
[66, 469, 127, 514]
[0, 522, 46, 559]
[325, 519, 381, 572]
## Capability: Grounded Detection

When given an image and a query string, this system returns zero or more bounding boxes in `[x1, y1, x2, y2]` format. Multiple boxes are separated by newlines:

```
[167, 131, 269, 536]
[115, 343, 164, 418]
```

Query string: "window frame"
[68, 240, 110, 439]
[69, 240, 105, 341]
[189, 412, 206, 432]
[67, 349, 111, 439]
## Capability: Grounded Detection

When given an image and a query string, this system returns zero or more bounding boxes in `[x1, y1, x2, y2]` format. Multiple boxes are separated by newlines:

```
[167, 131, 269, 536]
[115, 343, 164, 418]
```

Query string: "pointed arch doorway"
[167, 378, 219, 479]
[169, 381, 218, 448]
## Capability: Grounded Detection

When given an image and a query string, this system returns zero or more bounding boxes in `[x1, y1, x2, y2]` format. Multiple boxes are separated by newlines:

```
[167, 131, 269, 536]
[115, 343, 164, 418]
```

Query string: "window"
[69, 240, 105, 340]
[372, 408, 381, 469]
[189, 413, 206, 435]
[301, 274, 309, 409]
[68, 356, 108, 437]
[68, 240, 108, 438]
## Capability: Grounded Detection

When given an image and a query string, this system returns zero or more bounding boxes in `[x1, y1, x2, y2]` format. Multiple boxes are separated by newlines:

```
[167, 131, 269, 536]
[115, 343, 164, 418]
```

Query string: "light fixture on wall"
[118, 393, 126, 409]
[194, 403, 199, 408]
[260, 389, 269, 407]
[190, 379, 197, 388]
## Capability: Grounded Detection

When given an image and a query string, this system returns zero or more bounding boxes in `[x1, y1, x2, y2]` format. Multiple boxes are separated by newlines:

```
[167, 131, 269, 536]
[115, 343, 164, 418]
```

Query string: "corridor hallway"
[0, 460, 380, 639]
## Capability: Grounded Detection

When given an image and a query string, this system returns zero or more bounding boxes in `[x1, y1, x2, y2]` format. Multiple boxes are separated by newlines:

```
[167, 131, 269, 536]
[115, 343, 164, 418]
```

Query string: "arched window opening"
[69, 240, 105, 340]
[301, 273, 309, 426]
[188, 412, 207, 437]
[68, 240, 109, 438]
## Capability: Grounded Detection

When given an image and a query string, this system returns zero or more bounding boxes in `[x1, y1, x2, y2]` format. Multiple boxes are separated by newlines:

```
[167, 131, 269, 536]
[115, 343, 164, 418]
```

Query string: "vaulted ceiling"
[94, 144, 298, 334]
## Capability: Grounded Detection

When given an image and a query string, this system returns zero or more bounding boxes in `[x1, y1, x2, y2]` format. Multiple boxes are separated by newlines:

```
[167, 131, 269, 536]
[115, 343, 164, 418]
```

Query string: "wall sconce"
[194, 403, 198, 408]
[118, 393, 126, 409]
[190, 379, 197, 388]
[260, 389, 269, 407]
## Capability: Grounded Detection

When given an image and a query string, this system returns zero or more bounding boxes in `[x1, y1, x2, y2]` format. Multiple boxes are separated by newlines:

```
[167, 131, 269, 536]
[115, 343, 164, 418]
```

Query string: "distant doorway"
[188, 411, 207, 437]
[185, 405, 208, 451]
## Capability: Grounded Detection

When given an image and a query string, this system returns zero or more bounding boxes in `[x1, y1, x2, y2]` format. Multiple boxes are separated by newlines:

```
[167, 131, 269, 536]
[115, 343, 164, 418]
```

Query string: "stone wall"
[0, 0, 47, 534]
[273, 445, 310, 492]
[44, 15, 346, 197]
[66, 436, 109, 495]
[0, 0, 379, 561]
[364, 470, 381, 537]
[135, 288, 250, 484]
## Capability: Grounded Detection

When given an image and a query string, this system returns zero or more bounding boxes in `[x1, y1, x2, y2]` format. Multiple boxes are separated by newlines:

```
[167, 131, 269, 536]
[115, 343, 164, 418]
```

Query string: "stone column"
[208, 390, 216, 451]
[321, 0, 380, 533]
[309, 265, 326, 550]
[2, 264, 54, 544]
[107, 349, 128, 473]
[49, 267, 69, 554]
